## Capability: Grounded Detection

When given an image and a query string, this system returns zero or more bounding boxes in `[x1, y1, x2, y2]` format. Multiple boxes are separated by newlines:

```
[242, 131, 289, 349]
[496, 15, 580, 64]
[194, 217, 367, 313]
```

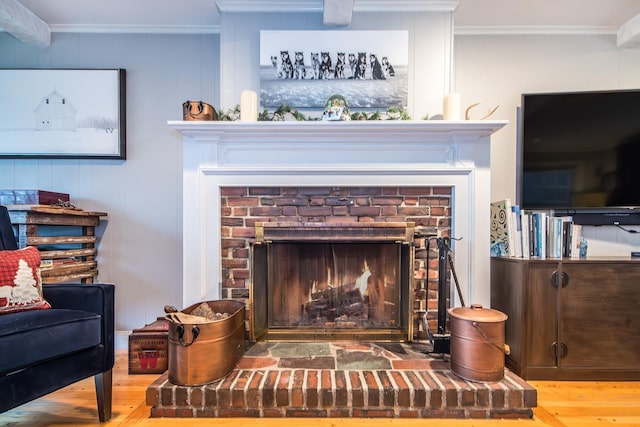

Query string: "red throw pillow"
[0, 246, 51, 314]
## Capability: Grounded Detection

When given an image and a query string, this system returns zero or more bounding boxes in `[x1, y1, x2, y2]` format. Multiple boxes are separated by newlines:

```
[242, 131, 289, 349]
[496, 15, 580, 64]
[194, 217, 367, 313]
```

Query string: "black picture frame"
[0, 68, 126, 159]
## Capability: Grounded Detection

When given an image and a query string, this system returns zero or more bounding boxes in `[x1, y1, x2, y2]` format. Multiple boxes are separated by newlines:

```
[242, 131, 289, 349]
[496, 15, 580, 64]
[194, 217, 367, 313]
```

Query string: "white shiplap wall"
[3, 23, 640, 350]
[0, 33, 219, 348]
[218, 11, 454, 120]
[454, 33, 640, 255]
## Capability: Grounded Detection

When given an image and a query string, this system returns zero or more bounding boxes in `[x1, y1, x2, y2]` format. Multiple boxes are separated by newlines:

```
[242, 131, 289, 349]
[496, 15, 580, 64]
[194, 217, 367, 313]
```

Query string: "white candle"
[443, 93, 461, 121]
[240, 90, 258, 122]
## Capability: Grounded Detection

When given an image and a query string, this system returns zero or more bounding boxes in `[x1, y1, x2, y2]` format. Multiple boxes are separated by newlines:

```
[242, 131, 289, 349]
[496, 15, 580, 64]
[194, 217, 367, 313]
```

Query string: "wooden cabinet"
[491, 257, 640, 380]
[7, 205, 107, 284]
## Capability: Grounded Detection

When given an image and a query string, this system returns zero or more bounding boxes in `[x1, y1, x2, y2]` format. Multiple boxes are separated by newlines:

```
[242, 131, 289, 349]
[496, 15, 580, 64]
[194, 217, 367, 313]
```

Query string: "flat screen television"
[518, 89, 640, 225]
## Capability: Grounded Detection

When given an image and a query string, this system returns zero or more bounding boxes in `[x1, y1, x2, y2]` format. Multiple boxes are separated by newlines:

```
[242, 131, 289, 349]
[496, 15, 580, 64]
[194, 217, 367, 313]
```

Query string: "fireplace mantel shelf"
[168, 120, 507, 144]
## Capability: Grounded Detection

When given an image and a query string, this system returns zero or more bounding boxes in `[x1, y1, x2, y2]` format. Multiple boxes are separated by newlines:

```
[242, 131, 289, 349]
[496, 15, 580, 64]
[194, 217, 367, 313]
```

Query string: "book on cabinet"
[490, 201, 583, 259]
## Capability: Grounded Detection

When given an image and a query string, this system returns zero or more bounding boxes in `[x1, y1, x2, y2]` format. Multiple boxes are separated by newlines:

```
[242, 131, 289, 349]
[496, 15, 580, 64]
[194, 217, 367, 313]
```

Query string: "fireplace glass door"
[251, 223, 413, 341]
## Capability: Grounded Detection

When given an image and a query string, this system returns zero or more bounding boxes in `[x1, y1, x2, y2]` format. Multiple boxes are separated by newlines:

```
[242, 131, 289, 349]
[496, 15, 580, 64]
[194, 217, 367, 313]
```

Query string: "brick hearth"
[146, 342, 536, 419]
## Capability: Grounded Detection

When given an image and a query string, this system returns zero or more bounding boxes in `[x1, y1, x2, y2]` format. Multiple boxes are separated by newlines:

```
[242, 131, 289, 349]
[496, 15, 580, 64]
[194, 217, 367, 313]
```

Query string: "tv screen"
[519, 89, 640, 216]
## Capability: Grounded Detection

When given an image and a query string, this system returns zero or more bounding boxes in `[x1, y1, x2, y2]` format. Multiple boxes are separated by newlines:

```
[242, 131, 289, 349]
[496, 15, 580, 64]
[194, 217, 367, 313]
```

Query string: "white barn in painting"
[34, 89, 76, 131]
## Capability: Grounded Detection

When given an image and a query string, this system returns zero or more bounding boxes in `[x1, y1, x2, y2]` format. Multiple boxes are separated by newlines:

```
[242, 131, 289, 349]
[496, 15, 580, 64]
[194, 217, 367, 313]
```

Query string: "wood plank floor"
[1, 350, 639, 426]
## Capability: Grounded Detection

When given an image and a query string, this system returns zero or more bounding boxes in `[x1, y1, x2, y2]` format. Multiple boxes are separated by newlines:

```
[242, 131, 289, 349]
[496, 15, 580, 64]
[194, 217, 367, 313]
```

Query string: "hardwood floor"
[1, 350, 639, 426]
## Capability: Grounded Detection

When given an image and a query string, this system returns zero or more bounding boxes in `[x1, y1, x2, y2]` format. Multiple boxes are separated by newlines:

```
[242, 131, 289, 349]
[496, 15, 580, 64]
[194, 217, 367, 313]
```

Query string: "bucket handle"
[176, 324, 201, 347]
[472, 321, 511, 355]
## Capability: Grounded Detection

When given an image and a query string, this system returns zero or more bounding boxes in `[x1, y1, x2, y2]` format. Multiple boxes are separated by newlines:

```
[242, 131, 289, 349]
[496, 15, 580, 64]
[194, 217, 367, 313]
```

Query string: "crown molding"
[48, 24, 221, 34]
[216, 0, 458, 13]
[455, 25, 618, 36]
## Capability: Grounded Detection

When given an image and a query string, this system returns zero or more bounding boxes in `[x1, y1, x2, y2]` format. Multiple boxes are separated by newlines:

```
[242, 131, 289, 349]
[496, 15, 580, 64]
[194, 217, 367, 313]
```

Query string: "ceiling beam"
[618, 14, 640, 48]
[0, 0, 51, 46]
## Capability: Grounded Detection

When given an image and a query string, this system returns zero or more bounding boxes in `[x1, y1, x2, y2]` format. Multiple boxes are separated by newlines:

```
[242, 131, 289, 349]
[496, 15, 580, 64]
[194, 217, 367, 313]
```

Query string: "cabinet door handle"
[550, 342, 569, 360]
[550, 271, 569, 288]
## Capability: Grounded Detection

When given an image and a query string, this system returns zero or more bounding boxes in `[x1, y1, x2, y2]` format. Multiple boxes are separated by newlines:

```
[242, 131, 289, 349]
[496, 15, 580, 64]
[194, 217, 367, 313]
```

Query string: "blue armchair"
[0, 205, 114, 422]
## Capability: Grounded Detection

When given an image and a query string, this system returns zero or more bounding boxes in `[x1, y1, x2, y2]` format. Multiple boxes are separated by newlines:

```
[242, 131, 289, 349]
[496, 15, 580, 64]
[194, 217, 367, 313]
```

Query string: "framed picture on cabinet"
[0, 68, 126, 159]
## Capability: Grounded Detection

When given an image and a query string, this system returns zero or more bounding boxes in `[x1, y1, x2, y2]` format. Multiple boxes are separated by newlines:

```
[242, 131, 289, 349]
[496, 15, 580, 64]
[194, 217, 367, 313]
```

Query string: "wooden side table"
[7, 205, 107, 284]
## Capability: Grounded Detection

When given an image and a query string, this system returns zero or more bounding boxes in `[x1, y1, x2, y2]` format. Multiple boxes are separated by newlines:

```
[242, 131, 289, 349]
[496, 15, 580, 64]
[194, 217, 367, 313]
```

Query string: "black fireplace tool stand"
[423, 236, 466, 355]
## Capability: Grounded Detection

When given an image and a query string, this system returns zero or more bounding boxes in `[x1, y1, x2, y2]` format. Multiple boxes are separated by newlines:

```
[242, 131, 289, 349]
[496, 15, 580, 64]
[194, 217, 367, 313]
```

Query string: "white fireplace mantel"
[170, 120, 507, 310]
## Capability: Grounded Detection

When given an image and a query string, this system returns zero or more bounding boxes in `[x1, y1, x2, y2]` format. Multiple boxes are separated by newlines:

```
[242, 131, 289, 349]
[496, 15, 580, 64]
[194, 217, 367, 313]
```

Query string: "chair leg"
[94, 369, 113, 422]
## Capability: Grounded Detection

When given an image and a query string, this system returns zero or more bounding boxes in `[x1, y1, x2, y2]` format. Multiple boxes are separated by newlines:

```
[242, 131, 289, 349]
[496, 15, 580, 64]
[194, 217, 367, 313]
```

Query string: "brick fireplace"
[221, 185, 451, 342]
[149, 120, 539, 420]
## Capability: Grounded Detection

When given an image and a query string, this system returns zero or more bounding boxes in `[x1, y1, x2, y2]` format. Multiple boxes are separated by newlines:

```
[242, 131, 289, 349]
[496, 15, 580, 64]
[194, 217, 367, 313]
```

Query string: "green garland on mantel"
[217, 104, 414, 122]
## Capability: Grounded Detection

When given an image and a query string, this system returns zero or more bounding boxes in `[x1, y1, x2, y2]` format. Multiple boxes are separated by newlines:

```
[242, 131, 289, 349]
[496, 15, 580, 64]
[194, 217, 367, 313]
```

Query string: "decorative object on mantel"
[465, 102, 500, 120]
[239, 90, 258, 122]
[182, 100, 217, 121]
[443, 93, 461, 120]
[321, 94, 351, 121]
[216, 103, 411, 122]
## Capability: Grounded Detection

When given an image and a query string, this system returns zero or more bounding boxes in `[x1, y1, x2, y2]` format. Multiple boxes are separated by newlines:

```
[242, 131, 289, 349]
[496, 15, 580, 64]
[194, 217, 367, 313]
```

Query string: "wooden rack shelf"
[6, 205, 107, 284]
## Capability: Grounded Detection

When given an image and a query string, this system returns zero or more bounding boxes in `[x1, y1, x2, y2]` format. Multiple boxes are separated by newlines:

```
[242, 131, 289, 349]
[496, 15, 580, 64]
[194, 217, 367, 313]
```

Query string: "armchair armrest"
[42, 283, 115, 370]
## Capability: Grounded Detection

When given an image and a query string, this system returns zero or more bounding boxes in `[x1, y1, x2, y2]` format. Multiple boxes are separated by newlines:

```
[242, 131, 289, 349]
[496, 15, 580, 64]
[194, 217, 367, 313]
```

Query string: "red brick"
[249, 187, 281, 196]
[320, 370, 333, 408]
[433, 187, 452, 195]
[262, 408, 285, 417]
[398, 409, 421, 418]
[390, 371, 410, 408]
[349, 206, 380, 216]
[231, 227, 255, 238]
[231, 370, 251, 408]
[282, 206, 298, 216]
[306, 370, 319, 408]
[276, 370, 291, 407]
[372, 197, 403, 205]
[221, 258, 247, 269]
[362, 371, 380, 407]
[419, 371, 442, 408]
[221, 238, 245, 249]
[349, 371, 365, 408]
[490, 409, 534, 419]
[291, 370, 305, 407]
[298, 206, 332, 216]
[328, 408, 351, 417]
[221, 217, 244, 227]
[218, 408, 261, 417]
[262, 371, 279, 407]
[221, 187, 248, 196]
[160, 386, 173, 405]
[227, 196, 259, 206]
[404, 371, 427, 407]
[232, 207, 247, 216]
[175, 386, 189, 405]
[246, 370, 264, 408]
[275, 197, 309, 206]
[399, 187, 432, 196]
[249, 207, 282, 216]
[398, 206, 430, 216]
[334, 371, 348, 407]
[286, 409, 328, 417]
[377, 371, 395, 407]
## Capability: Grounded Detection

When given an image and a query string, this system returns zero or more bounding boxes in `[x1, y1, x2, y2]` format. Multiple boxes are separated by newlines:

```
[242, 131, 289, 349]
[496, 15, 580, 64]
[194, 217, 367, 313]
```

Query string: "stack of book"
[490, 198, 582, 259]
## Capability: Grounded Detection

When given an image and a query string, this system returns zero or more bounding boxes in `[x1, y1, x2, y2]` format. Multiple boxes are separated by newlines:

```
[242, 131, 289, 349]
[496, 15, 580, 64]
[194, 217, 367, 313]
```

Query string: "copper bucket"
[167, 300, 245, 386]
[448, 304, 509, 382]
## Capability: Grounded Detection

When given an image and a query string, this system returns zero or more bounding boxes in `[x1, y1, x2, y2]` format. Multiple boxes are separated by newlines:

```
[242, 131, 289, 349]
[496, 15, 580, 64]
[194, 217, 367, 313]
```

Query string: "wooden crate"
[128, 318, 169, 374]
[6, 205, 107, 284]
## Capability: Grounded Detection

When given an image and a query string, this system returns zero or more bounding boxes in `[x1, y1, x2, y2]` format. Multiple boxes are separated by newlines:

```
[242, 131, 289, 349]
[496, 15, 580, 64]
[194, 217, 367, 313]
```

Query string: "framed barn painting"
[0, 69, 126, 159]
[260, 31, 408, 113]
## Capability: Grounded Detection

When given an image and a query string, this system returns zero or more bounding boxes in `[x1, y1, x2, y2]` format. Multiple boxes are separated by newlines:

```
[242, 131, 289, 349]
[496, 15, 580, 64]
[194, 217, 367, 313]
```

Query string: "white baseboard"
[115, 330, 130, 351]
